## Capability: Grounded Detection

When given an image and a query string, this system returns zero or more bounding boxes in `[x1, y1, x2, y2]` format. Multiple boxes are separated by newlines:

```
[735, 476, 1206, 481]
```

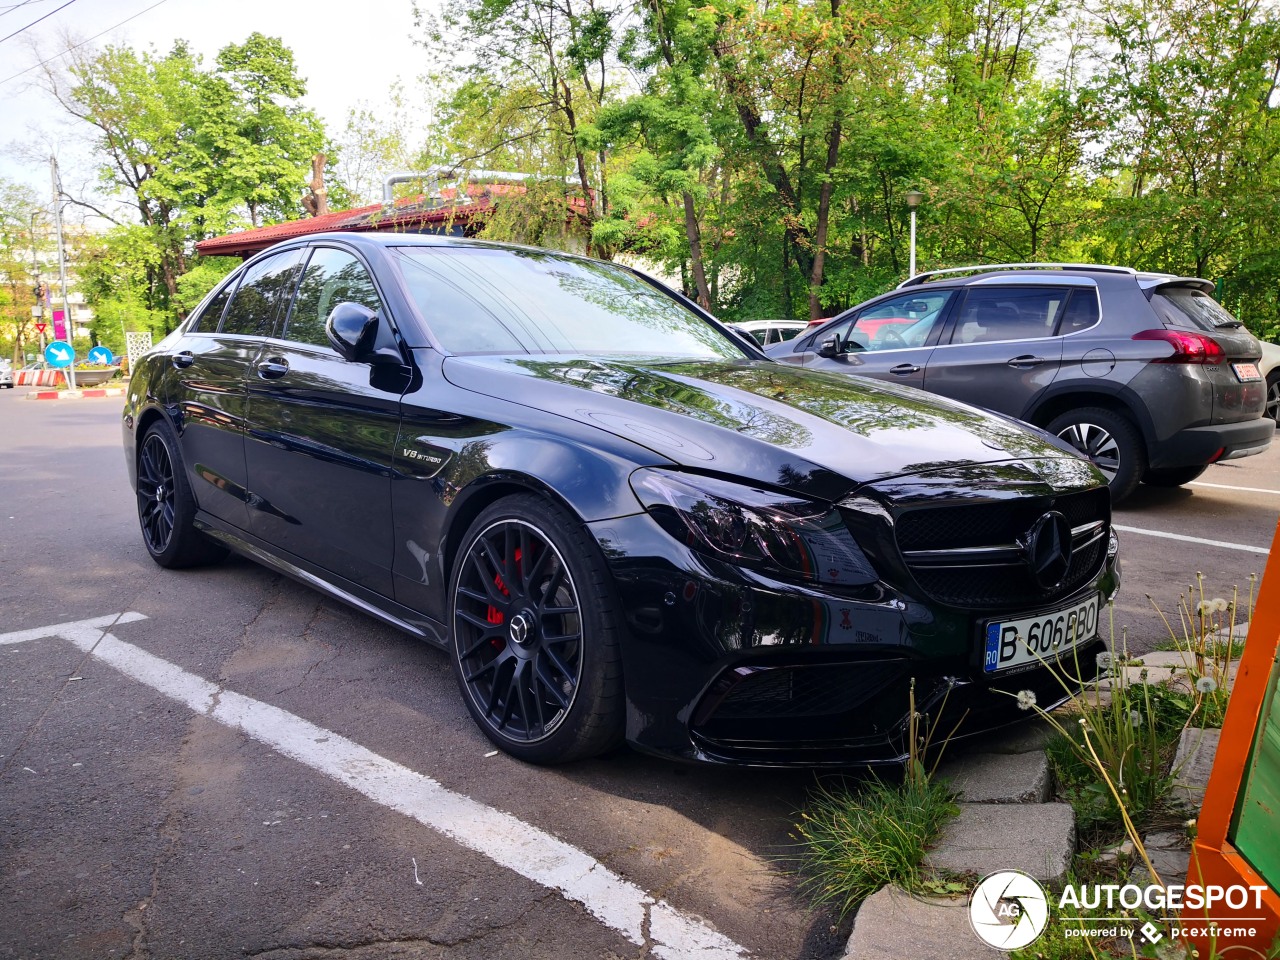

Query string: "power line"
[0, 0, 80, 44]
[0, 1, 49, 21]
[0, 0, 170, 86]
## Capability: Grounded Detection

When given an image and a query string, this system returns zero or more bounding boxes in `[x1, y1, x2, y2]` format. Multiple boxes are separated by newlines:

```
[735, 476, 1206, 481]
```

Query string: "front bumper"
[591, 509, 1120, 767]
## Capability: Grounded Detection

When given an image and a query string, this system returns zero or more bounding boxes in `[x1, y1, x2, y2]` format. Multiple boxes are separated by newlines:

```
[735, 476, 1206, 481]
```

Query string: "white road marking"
[1113, 525, 1271, 555]
[1, 613, 747, 960]
[1189, 480, 1280, 496]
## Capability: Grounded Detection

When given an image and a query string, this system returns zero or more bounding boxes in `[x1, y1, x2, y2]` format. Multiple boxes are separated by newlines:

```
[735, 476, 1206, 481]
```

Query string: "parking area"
[1, 388, 1276, 960]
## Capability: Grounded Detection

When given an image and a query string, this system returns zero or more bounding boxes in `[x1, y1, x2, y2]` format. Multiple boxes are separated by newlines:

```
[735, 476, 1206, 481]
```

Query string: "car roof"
[897, 262, 1215, 294]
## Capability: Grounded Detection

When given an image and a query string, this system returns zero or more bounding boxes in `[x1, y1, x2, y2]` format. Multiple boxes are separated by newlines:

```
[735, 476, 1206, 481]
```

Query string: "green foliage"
[793, 775, 960, 916]
[46, 33, 327, 329]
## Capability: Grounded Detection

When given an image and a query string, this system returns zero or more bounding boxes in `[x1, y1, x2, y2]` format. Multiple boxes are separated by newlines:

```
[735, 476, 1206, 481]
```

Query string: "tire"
[448, 494, 624, 764]
[135, 419, 228, 568]
[1142, 465, 1208, 488]
[1048, 407, 1147, 503]
[1266, 370, 1279, 426]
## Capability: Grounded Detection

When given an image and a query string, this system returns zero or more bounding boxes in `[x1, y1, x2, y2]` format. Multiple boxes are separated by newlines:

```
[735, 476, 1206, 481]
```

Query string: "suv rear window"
[1150, 287, 1240, 332]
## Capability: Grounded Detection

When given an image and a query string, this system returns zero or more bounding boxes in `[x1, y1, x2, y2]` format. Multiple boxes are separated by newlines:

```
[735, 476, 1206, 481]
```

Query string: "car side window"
[1054, 289, 1101, 335]
[286, 248, 385, 349]
[190, 276, 239, 333]
[219, 251, 302, 337]
[833, 291, 952, 352]
[949, 287, 1072, 345]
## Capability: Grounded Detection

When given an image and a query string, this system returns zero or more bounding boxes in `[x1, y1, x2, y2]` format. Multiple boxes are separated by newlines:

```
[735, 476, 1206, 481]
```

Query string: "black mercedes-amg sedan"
[123, 233, 1120, 766]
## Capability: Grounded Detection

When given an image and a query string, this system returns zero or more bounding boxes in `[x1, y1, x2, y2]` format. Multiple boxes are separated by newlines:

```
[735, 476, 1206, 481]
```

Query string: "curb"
[26, 387, 126, 400]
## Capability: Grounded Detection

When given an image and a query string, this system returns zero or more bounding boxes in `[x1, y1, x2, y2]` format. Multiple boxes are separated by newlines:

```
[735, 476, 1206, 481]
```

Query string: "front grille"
[896, 488, 1109, 609]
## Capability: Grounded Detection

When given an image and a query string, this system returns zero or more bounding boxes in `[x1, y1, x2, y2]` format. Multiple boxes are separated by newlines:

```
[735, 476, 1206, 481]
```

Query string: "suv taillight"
[1132, 329, 1225, 365]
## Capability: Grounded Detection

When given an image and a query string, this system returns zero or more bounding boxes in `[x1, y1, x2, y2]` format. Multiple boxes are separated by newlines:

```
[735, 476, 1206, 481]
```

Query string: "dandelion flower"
[1211, 598, 1229, 613]
[1139, 668, 1149, 683]
[1097, 652, 1113, 670]
[1016, 689, 1037, 711]
[1197, 600, 1214, 616]
[1130, 710, 1143, 729]
[1196, 676, 1218, 694]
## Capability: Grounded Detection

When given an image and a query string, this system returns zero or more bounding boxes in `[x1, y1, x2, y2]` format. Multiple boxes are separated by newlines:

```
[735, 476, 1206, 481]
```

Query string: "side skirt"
[194, 514, 449, 648]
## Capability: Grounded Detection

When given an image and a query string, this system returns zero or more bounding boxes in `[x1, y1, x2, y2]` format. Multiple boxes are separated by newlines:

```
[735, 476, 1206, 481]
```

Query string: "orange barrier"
[1186, 517, 1280, 955]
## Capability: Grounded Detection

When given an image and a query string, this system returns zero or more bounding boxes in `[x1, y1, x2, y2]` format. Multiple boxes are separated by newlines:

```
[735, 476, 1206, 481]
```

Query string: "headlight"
[630, 468, 878, 586]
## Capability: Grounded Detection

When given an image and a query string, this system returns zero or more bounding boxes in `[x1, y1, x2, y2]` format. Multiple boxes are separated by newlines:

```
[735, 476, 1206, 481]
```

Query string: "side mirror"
[818, 335, 842, 358]
[326, 302, 402, 365]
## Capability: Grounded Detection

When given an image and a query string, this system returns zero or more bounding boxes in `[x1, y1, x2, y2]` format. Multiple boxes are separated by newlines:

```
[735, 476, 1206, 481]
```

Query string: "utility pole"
[50, 155, 76, 390]
[29, 212, 46, 356]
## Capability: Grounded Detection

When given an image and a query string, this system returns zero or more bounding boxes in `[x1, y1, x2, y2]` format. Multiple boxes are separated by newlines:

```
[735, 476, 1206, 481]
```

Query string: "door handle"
[256, 357, 289, 379]
[171, 351, 195, 369]
[1007, 355, 1048, 368]
[889, 363, 921, 375]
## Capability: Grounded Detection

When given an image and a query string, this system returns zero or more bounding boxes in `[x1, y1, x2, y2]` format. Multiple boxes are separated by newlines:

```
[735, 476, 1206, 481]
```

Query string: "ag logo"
[969, 870, 1049, 950]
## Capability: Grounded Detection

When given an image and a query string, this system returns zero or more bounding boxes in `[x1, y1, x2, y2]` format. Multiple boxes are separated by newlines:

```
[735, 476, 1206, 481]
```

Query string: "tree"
[36, 34, 329, 328]
[1085, 0, 1280, 331]
[416, 0, 624, 251]
[0, 178, 46, 366]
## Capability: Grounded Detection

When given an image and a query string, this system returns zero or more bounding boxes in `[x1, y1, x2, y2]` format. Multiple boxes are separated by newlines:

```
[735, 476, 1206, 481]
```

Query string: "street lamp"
[905, 189, 924, 278]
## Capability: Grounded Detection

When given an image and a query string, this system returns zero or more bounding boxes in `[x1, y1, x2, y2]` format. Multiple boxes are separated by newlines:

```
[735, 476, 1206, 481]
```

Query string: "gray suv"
[767, 264, 1273, 501]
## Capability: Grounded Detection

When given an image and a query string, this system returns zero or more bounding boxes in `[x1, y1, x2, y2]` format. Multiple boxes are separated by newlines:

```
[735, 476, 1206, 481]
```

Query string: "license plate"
[983, 595, 1100, 674]
[1233, 362, 1261, 382]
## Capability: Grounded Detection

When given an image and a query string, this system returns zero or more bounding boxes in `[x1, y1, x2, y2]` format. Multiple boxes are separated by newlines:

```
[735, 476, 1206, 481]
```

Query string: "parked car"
[0, 362, 12, 389]
[769, 264, 1272, 501]
[729, 319, 809, 347]
[1261, 338, 1279, 425]
[124, 236, 1119, 767]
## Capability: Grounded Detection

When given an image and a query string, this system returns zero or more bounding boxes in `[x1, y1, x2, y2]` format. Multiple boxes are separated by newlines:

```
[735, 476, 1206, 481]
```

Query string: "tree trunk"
[807, 119, 842, 322]
[682, 192, 713, 309]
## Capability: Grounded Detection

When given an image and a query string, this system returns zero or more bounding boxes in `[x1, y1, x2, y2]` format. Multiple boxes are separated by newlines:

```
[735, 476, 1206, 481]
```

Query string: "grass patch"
[792, 774, 960, 917]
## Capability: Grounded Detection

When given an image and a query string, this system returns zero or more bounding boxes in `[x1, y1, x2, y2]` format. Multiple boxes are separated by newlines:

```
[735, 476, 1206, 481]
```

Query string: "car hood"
[441, 355, 1081, 501]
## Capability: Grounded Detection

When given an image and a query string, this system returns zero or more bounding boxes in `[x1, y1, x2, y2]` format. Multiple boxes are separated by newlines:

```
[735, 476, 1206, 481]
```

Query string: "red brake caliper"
[486, 548, 522, 649]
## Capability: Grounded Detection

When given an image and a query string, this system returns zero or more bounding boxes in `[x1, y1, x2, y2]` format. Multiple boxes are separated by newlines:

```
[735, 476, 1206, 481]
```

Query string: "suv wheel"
[1048, 407, 1147, 502]
[1266, 370, 1279, 425]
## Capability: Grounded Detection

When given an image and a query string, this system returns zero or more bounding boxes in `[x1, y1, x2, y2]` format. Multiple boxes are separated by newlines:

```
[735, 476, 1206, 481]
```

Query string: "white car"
[730, 319, 809, 348]
[1261, 338, 1279, 425]
[0, 363, 12, 389]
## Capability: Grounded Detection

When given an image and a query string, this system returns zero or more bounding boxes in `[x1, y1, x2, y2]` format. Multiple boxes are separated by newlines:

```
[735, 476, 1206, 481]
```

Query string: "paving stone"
[843, 885, 1003, 960]
[935, 750, 1053, 803]
[1171, 727, 1221, 812]
[925, 803, 1075, 886]
[980, 718, 1055, 754]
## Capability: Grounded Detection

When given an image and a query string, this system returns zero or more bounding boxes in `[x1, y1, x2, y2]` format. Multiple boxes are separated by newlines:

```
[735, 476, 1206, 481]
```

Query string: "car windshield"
[393, 246, 747, 359]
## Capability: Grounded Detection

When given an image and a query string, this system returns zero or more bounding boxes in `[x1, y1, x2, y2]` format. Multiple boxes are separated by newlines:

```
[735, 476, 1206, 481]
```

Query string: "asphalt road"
[1, 387, 1276, 960]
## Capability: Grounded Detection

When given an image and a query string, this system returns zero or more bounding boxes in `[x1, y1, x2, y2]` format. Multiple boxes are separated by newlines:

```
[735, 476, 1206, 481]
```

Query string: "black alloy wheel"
[449, 495, 623, 763]
[137, 431, 177, 555]
[135, 420, 226, 568]
[1266, 371, 1279, 425]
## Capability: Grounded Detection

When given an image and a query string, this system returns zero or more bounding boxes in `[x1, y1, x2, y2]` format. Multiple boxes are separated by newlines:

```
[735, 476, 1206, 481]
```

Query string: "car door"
[242, 245, 405, 597]
[782, 289, 955, 391]
[171, 250, 301, 532]
[921, 283, 1071, 418]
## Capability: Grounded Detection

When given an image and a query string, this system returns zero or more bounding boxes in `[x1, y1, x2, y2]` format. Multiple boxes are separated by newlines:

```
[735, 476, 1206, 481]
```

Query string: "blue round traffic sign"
[44, 340, 75, 368]
[88, 346, 115, 365]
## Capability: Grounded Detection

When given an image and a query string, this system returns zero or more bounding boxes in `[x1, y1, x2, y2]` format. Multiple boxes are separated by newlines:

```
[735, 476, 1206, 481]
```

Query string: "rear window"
[1150, 287, 1240, 332]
